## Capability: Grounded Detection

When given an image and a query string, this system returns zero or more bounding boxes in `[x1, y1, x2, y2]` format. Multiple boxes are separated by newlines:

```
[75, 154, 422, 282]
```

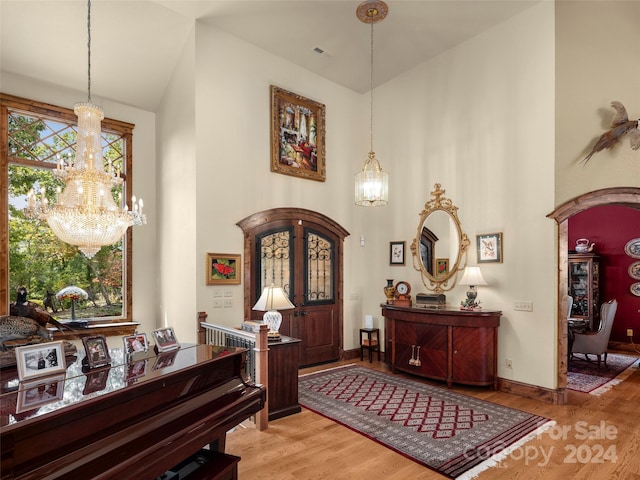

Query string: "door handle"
[301, 311, 308, 316]
[294, 311, 300, 317]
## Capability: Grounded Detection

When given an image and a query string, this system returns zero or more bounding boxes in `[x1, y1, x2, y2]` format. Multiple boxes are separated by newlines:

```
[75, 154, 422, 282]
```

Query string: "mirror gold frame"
[410, 183, 470, 294]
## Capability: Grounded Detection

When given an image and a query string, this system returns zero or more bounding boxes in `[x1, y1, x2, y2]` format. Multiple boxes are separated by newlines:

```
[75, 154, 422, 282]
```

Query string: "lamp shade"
[252, 285, 295, 312]
[458, 266, 488, 286]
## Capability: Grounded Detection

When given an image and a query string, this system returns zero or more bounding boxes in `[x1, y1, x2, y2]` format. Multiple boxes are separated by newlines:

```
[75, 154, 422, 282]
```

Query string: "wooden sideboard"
[382, 305, 501, 389]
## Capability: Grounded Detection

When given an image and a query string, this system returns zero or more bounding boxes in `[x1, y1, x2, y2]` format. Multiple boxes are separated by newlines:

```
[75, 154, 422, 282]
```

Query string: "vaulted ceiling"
[1, 0, 539, 111]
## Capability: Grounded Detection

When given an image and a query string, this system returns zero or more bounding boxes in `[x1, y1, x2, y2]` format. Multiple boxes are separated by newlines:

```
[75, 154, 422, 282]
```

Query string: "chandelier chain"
[87, 0, 92, 103]
[369, 22, 374, 153]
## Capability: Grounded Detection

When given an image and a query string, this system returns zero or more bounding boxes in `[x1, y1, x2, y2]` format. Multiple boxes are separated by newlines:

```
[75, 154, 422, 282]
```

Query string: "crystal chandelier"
[25, 0, 145, 258]
[355, 0, 389, 206]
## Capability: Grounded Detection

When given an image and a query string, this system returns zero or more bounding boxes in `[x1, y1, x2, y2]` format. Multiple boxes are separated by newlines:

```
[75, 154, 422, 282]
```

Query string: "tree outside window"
[1, 94, 134, 322]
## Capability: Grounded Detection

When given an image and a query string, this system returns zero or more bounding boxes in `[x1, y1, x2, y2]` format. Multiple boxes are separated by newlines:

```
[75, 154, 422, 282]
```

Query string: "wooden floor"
[226, 356, 640, 480]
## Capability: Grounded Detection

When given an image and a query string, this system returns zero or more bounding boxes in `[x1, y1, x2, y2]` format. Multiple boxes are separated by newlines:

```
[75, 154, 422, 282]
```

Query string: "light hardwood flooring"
[226, 356, 640, 479]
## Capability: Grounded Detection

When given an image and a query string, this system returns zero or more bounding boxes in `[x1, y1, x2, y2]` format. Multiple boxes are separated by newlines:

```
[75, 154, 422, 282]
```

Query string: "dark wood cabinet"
[268, 336, 302, 420]
[568, 253, 600, 330]
[382, 305, 501, 389]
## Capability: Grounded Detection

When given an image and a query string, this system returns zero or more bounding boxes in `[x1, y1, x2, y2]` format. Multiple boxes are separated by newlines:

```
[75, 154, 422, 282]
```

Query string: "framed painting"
[15, 341, 66, 381]
[270, 85, 326, 182]
[390, 241, 405, 265]
[436, 258, 449, 277]
[477, 233, 503, 264]
[207, 253, 241, 285]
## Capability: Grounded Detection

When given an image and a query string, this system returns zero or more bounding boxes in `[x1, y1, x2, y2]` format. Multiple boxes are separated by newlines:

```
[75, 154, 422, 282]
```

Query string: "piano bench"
[163, 450, 240, 480]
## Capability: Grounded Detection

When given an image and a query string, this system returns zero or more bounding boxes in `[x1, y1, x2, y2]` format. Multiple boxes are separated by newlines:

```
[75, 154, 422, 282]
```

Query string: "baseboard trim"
[342, 348, 565, 404]
[498, 377, 565, 404]
[608, 341, 640, 355]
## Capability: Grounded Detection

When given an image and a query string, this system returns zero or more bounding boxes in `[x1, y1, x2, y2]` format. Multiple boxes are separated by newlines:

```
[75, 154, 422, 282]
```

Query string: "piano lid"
[0, 344, 248, 426]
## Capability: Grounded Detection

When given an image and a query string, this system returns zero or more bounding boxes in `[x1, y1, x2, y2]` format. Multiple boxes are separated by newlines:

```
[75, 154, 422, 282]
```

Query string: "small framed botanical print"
[390, 241, 405, 265]
[477, 233, 503, 263]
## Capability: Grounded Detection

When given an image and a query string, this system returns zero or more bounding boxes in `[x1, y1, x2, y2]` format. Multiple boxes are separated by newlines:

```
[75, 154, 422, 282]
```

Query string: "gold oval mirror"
[410, 183, 470, 294]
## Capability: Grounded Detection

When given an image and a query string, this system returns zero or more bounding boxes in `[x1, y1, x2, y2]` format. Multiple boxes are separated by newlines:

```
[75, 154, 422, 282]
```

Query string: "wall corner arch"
[547, 187, 640, 404]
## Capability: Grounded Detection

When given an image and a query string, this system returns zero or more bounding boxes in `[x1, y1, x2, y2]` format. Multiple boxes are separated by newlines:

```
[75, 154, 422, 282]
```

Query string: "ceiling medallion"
[356, 0, 388, 24]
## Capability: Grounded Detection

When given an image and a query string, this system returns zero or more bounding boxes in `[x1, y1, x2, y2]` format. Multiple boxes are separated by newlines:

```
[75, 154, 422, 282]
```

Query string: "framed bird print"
[270, 85, 326, 182]
[477, 233, 503, 264]
[15, 341, 66, 381]
[390, 241, 405, 265]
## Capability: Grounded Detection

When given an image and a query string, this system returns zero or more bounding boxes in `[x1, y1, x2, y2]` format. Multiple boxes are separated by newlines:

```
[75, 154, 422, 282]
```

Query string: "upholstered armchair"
[571, 299, 618, 367]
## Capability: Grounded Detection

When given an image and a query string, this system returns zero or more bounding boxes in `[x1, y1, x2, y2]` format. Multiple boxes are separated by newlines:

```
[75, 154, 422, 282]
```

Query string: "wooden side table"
[360, 328, 380, 363]
[267, 336, 302, 421]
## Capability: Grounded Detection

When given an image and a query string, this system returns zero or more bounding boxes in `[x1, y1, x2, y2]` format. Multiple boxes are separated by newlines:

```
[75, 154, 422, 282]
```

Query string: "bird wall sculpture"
[583, 101, 640, 164]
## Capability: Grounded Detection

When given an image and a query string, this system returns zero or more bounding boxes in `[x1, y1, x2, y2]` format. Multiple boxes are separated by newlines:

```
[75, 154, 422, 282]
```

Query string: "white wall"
[155, 4, 559, 389]
[555, 0, 640, 204]
[0, 72, 159, 336]
[156, 27, 198, 344]
[371, 2, 557, 388]
[190, 24, 367, 340]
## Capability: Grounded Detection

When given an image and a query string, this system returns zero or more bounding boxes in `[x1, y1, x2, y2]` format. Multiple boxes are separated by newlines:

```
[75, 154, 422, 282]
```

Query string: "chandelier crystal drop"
[24, 0, 145, 258]
[355, 0, 389, 207]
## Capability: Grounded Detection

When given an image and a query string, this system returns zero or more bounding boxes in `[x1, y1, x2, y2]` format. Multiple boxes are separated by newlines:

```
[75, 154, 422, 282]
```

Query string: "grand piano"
[0, 344, 266, 479]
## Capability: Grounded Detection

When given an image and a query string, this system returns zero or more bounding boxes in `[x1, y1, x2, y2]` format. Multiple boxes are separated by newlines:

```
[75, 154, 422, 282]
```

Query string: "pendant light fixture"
[354, 0, 389, 206]
[25, 0, 146, 258]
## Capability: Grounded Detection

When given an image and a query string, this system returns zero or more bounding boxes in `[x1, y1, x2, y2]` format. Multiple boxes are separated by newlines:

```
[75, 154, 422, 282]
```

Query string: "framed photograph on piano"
[15, 341, 66, 381]
[152, 327, 180, 352]
[82, 335, 111, 368]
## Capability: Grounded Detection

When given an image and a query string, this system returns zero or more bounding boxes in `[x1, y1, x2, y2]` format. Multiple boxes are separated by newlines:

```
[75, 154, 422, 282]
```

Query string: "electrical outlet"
[627, 329, 634, 337]
[514, 301, 533, 312]
[506, 358, 513, 368]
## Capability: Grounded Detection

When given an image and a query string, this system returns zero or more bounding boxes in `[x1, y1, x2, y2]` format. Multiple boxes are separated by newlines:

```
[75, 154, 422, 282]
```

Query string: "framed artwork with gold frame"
[207, 253, 241, 285]
[435, 258, 449, 277]
[270, 85, 326, 182]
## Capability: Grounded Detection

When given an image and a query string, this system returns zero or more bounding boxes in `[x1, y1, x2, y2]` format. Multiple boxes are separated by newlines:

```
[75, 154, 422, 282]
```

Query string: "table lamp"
[458, 266, 488, 310]
[252, 285, 295, 339]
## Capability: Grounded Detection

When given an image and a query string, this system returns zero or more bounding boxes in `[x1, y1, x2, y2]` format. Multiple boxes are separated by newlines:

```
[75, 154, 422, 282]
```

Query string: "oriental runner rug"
[299, 365, 553, 479]
[568, 353, 638, 395]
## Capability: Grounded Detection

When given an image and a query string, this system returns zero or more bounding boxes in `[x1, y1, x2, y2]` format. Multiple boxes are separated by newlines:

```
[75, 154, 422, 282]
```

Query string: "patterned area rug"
[568, 353, 638, 395]
[299, 365, 552, 479]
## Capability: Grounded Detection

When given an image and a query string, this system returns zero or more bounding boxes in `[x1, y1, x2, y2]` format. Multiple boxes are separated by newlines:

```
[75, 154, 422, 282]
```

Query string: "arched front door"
[237, 208, 349, 366]
[548, 187, 640, 403]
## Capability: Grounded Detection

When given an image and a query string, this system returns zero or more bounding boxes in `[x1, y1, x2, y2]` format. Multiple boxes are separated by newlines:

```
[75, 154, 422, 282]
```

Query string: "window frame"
[1, 93, 135, 323]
